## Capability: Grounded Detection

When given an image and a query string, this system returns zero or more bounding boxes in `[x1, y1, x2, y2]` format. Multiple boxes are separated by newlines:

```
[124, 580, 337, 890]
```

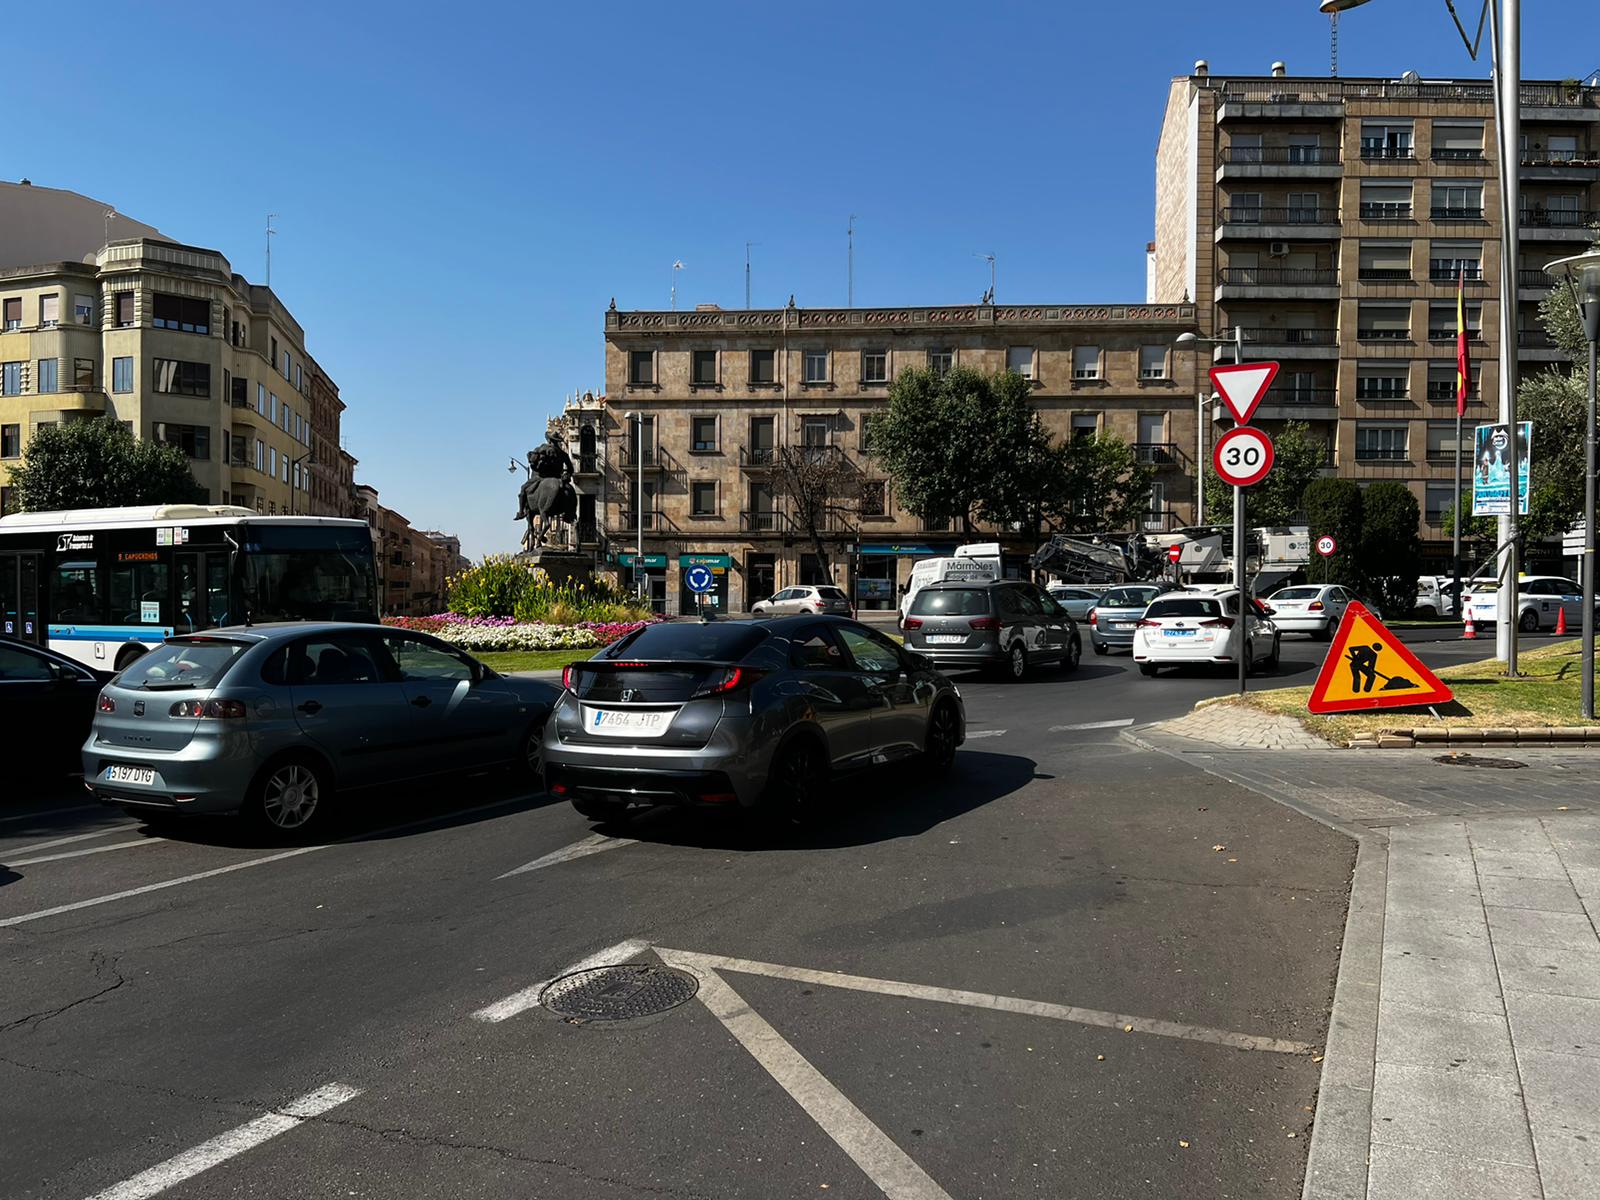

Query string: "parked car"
[0, 640, 108, 777]
[1461, 576, 1587, 633]
[543, 616, 965, 824]
[84, 624, 554, 837]
[1415, 575, 1458, 619]
[1086, 583, 1171, 655]
[1045, 584, 1104, 621]
[901, 580, 1082, 679]
[1262, 584, 1360, 639]
[1133, 588, 1279, 676]
[751, 585, 853, 617]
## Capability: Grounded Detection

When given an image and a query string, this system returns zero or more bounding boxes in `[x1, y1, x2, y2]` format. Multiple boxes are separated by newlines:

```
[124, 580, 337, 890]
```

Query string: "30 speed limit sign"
[1212, 426, 1275, 487]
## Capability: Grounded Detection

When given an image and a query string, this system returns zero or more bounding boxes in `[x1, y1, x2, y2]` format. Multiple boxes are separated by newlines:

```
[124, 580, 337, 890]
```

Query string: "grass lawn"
[475, 648, 597, 674]
[1236, 638, 1600, 743]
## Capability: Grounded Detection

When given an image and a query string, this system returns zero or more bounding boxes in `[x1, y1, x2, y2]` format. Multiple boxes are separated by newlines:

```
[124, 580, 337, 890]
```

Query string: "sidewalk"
[1136, 729, 1600, 1199]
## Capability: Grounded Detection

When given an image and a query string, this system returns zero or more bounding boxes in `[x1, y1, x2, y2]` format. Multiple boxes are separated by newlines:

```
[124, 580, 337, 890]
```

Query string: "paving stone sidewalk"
[1150, 701, 1333, 750]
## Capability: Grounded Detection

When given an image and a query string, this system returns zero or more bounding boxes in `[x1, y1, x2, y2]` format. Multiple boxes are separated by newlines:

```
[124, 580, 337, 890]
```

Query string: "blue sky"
[9, 1, 1596, 558]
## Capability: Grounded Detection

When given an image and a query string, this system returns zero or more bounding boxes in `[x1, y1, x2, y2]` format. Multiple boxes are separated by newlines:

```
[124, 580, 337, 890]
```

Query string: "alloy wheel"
[1009, 645, 1026, 680]
[262, 764, 320, 830]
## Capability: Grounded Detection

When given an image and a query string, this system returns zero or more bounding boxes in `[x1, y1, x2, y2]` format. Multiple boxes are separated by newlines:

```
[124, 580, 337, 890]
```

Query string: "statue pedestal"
[513, 548, 594, 590]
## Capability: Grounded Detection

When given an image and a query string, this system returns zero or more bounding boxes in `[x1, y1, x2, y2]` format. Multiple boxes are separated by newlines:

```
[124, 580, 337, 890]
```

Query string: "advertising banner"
[1471, 421, 1531, 517]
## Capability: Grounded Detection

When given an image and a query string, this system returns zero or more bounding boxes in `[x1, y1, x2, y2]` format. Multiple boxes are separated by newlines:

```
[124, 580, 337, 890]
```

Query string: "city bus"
[0, 504, 379, 671]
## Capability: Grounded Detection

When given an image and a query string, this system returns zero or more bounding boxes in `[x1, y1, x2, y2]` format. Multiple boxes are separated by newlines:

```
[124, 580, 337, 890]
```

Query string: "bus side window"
[206, 558, 229, 628]
[109, 561, 171, 626]
[51, 561, 102, 625]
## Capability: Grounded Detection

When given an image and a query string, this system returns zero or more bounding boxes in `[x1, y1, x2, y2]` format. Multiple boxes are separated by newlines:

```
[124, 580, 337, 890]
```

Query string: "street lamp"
[1175, 326, 1247, 527]
[624, 410, 645, 604]
[1545, 249, 1600, 718]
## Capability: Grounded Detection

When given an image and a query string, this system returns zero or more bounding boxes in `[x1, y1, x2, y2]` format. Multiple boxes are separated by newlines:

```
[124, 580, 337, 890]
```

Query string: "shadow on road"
[944, 664, 1123, 686]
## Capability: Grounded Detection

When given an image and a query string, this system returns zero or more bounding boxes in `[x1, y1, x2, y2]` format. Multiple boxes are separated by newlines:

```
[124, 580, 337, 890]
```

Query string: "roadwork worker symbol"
[1309, 604, 1452, 714]
[1347, 643, 1382, 693]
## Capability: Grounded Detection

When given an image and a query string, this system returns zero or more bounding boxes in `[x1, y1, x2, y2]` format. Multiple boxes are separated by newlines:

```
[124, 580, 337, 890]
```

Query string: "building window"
[1229, 191, 1263, 223]
[269, 447, 278, 477]
[801, 415, 831, 457]
[1428, 361, 1480, 400]
[1425, 482, 1455, 522]
[1228, 133, 1263, 163]
[1432, 182, 1484, 220]
[36, 358, 58, 394]
[1356, 363, 1408, 399]
[692, 350, 718, 385]
[921, 511, 951, 533]
[858, 480, 886, 517]
[1429, 240, 1483, 281]
[1138, 345, 1167, 380]
[1, 424, 19, 458]
[861, 350, 888, 384]
[151, 293, 210, 333]
[1358, 241, 1412, 281]
[1361, 122, 1414, 160]
[691, 415, 718, 452]
[293, 363, 301, 390]
[115, 292, 135, 327]
[0, 486, 12, 516]
[927, 348, 953, 376]
[1287, 134, 1322, 164]
[257, 382, 266, 414]
[1006, 346, 1037, 380]
[1360, 181, 1413, 220]
[1071, 346, 1100, 380]
[74, 358, 95, 390]
[803, 350, 829, 383]
[74, 294, 95, 325]
[282, 350, 291, 378]
[2, 298, 20, 330]
[270, 393, 279, 423]
[1429, 302, 1480, 341]
[691, 481, 717, 516]
[1071, 413, 1098, 440]
[271, 336, 279, 366]
[858, 412, 884, 454]
[151, 422, 210, 460]
[39, 294, 60, 328]
[1357, 303, 1411, 340]
[112, 357, 133, 393]
[750, 349, 776, 384]
[1, 362, 21, 396]
[152, 359, 211, 396]
[1355, 423, 1409, 462]
[1426, 421, 1468, 460]
[1432, 121, 1485, 161]
[628, 350, 655, 385]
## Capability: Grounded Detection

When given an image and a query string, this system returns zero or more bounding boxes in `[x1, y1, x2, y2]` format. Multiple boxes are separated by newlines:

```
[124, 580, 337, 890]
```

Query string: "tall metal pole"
[848, 215, 856, 307]
[1584, 334, 1597, 718]
[1195, 390, 1206, 526]
[1453, 405, 1463, 619]
[745, 242, 753, 309]
[1490, 0, 1522, 670]
[1235, 483, 1247, 695]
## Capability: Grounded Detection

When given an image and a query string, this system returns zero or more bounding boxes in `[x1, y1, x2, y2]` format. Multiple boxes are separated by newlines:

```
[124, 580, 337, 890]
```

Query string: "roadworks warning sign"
[1307, 603, 1453, 714]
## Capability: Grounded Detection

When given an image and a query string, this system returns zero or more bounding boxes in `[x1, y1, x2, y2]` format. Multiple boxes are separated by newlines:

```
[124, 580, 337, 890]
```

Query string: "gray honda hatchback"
[901, 580, 1081, 680]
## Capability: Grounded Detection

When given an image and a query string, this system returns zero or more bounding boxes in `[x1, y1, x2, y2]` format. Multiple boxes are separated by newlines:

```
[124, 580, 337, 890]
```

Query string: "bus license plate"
[584, 707, 670, 737]
[106, 765, 156, 786]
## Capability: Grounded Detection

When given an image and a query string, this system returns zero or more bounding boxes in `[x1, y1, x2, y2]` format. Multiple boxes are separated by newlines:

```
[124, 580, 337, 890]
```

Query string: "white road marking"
[472, 936, 650, 1023]
[3, 826, 137, 856]
[1049, 718, 1135, 732]
[82, 1081, 361, 1200]
[964, 729, 1006, 739]
[496, 832, 637, 879]
[0, 794, 537, 930]
[658, 948, 955, 1200]
[0, 803, 102, 825]
[6, 838, 164, 868]
[659, 947, 1313, 1056]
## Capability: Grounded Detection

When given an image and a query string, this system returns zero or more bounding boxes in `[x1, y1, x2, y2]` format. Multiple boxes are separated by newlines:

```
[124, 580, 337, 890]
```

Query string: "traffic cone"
[1463, 612, 1477, 639]
[1556, 606, 1568, 636]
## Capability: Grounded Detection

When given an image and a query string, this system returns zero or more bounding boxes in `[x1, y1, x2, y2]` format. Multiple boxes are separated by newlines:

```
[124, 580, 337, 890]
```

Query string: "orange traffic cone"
[1463, 612, 1477, 639]
[1556, 606, 1568, 636]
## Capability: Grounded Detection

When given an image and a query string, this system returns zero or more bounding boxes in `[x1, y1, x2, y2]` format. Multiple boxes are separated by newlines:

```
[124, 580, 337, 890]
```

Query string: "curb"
[1346, 725, 1600, 748]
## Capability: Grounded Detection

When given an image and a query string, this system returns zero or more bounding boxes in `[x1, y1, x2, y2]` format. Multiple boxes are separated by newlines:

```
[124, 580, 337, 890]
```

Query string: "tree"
[1052, 435, 1154, 536]
[1201, 421, 1328, 528]
[768, 444, 865, 581]
[11, 418, 206, 511]
[1358, 481, 1422, 615]
[1301, 477, 1363, 585]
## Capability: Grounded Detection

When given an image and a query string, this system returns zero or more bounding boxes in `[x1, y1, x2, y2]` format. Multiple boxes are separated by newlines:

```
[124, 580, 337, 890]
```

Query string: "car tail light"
[1200, 618, 1236, 629]
[692, 667, 762, 698]
[1136, 618, 1160, 628]
[1308, 600, 1325, 611]
[561, 665, 576, 690]
[902, 618, 924, 630]
[699, 792, 738, 804]
[969, 617, 1001, 631]
[97, 693, 116, 713]
[550, 782, 569, 796]
[169, 698, 247, 719]
[1087, 608, 1098, 626]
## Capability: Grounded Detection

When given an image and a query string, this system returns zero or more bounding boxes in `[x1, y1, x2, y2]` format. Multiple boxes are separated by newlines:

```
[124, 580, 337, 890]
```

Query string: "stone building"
[596, 299, 1199, 613]
[1151, 63, 1599, 558]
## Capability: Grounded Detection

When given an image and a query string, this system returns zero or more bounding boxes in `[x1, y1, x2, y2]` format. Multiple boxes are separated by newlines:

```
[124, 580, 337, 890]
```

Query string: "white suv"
[1461, 576, 1585, 633]
[1134, 588, 1279, 677]
[750, 585, 853, 617]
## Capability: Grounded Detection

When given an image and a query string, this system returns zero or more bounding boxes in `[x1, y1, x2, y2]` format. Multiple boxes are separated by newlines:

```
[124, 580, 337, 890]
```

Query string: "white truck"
[899, 543, 1003, 620]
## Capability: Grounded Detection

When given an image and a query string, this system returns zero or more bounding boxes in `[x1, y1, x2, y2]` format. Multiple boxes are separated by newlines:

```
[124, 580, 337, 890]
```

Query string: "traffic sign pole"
[1235, 484, 1246, 696]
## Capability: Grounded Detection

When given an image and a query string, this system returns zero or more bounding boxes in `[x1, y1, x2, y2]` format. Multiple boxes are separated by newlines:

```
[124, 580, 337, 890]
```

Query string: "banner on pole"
[1470, 421, 1531, 517]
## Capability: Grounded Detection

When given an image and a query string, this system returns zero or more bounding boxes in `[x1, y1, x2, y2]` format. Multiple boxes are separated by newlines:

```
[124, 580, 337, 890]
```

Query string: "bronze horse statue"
[514, 435, 578, 550]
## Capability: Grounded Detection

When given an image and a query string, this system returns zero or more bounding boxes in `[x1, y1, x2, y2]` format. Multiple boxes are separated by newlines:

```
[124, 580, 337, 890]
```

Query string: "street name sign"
[1212, 426, 1275, 488]
[1307, 603, 1453, 714]
[1208, 361, 1280, 425]
[1316, 535, 1337, 557]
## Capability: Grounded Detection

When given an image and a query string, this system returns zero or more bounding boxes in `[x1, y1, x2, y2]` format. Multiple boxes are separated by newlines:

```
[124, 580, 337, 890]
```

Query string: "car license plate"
[925, 635, 965, 645]
[1109, 621, 1133, 630]
[583, 707, 671, 737]
[1164, 629, 1197, 637]
[106, 765, 156, 786]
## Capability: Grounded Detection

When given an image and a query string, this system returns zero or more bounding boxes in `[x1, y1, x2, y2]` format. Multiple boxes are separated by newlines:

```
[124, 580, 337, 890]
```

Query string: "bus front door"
[174, 553, 233, 634]
[0, 553, 42, 644]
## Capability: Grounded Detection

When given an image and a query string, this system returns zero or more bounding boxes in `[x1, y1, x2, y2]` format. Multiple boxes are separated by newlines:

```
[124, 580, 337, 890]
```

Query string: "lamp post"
[1546, 250, 1600, 718]
[625, 411, 645, 604]
[1321, 0, 1523, 670]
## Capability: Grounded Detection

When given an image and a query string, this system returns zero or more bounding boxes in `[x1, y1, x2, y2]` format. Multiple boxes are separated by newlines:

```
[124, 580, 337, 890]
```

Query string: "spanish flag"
[1456, 266, 1471, 416]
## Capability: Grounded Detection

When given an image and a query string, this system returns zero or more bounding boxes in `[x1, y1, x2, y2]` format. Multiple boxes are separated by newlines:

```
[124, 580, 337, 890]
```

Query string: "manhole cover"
[540, 964, 698, 1023]
[1434, 753, 1527, 770]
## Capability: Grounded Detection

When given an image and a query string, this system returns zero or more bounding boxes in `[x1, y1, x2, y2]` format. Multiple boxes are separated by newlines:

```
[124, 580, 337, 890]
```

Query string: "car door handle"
[411, 695, 432, 708]
[296, 700, 322, 715]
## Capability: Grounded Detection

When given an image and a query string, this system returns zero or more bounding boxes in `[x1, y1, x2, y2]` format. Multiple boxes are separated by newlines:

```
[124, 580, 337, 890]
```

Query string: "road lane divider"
[1049, 718, 1136, 732]
[5, 838, 165, 868]
[963, 729, 1006, 739]
[82, 1081, 361, 1200]
[0, 803, 102, 825]
[472, 937, 651, 1023]
[497, 832, 638, 879]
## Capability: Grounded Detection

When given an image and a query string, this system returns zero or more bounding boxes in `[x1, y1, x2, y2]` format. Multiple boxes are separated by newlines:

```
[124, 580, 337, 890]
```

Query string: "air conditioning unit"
[1268, 241, 1291, 258]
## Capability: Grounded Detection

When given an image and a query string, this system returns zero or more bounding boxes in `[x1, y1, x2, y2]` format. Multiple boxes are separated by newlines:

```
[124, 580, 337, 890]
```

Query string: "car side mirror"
[908, 652, 935, 671]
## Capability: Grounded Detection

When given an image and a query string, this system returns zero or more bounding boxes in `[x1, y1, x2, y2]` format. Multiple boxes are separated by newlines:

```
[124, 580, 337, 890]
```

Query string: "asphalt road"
[0, 628, 1505, 1199]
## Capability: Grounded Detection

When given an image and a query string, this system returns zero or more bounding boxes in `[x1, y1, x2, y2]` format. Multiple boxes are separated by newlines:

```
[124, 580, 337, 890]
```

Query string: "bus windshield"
[238, 524, 378, 623]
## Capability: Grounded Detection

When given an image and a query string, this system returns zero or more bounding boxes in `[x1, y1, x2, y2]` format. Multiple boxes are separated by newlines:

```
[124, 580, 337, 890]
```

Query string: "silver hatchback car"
[84, 623, 553, 837]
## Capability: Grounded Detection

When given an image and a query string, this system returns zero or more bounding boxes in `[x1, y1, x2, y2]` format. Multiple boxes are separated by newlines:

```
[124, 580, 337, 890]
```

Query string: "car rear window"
[1145, 597, 1221, 619]
[1100, 587, 1159, 607]
[597, 622, 768, 662]
[568, 665, 724, 703]
[911, 588, 990, 616]
[816, 587, 848, 600]
[1272, 587, 1321, 600]
[118, 639, 248, 690]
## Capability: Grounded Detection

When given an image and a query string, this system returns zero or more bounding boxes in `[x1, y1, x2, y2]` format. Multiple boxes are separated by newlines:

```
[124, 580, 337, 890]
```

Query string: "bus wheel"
[114, 644, 148, 672]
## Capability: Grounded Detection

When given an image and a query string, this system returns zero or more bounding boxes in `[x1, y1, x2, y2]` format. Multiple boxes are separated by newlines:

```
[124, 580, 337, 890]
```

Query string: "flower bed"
[382, 614, 655, 653]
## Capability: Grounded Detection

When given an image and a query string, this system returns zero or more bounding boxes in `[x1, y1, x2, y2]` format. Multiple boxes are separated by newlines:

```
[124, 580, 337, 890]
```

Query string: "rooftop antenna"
[847, 215, 857, 307]
[974, 252, 996, 304]
[745, 241, 760, 308]
[670, 260, 685, 310]
[265, 213, 278, 286]
[1329, 11, 1339, 76]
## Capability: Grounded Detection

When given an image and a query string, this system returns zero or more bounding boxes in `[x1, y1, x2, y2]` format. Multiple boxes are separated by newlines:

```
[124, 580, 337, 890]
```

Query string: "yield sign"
[1308, 602, 1454, 714]
[1209, 361, 1280, 424]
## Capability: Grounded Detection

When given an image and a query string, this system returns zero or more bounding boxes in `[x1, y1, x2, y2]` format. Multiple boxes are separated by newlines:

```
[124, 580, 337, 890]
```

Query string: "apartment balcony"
[1253, 387, 1339, 422]
[1215, 207, 1341, 241]
[607, 509, 678, 534]
[1520, 208, 1599, 240]
[1133, 442, 1187, 470]
[1140, 508, 1181, 534]
[1517, 268, 1557, 299]
[1431, 148, 1488, 163]
[616, 445, 675, 471]
[1518, 328, 1568, 362]
[738, 445, 777, 472]
[1215, 266, 1339, 300]
[740, 510, 789, 534]
[1356, 203, 1416, 226]
[572, 454, 601, 477]
[1428, 329, 1484, 344]
[1360, 146, 1417, 162]
[1519, 154, 1600, 183]
[1427, 268, 1488, 285]
[1428, 205, 1487, 224]
[1220, 327, 1340, 360]
[575, 518, 599, 545]
[1215, 83, 1344, 123]
[1215, 145, 1341, 181]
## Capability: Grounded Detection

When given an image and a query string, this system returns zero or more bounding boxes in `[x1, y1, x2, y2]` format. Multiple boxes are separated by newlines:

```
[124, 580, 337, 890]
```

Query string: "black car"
[0, 641, 107, 777]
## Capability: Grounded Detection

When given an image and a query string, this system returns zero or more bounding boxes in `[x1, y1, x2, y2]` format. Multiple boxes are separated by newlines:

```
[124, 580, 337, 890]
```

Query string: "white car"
[1461, 576, 1586, 633]
[1263, 584, 1358, 640]
[1415, 576, 1458, 619]
[1133, 588, 1280, 677]
[750, 585, 853, 617]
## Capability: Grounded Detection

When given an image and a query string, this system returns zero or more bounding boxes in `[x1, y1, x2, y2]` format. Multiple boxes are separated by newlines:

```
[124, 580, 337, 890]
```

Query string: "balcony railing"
[1216, 79, 1598, 110]
[740, 510, 789, 533]
[610, 509, 675, 533]
[617, 445, 673, 470]
[1219, 206, 1338, 225]
[1521, 150, 1599, 166]
[1360, 146, 1416, 161]
[1518, 269, 1556, 288]
[574, 454, 599, 475]
[1428, 381, 1474, 400]
[1431, 148, 1486, 162]
[576, 519, 598, 544]
[1358, 268, 1412, 281]
[1264, 387, 1337, 406]
[1217, 267, 1338, 285]
[1519, 329, 1557, 348]
[1428, 267, 1484, 282]
[1357, 328, 1411, 340]
[1218, 146, 1332, 164]
[1430, 206, 1485, 220]
[1355, 447, 1409, 462]
[1355, 383, 1409, 400]
[1359, 203, 1415, 221]
[1521, 208, 1597, 228]
[1134, 442, 1185, 467]
[1236, 326, 1338, 346]
[1430, 328, 1484, 342]
[739, 445, 777, 470]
